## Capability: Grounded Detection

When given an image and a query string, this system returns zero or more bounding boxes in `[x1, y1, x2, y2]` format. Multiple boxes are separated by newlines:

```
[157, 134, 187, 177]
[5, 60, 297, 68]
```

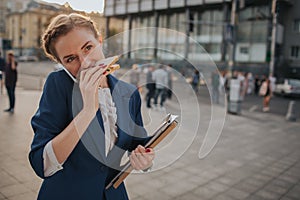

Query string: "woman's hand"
[79, 65, 107, 115]
[130, 145, 155, 171]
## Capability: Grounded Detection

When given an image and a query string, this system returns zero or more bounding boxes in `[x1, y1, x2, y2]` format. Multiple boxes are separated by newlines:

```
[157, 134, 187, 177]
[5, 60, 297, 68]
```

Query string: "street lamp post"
[227, 0, 243, 115]
[228, 0, 237, 75]
[269, 0, 277, 77]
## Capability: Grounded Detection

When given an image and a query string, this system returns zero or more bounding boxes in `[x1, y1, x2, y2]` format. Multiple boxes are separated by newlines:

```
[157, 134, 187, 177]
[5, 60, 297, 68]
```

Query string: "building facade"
[4, 0, 105, 60]
[104, 0, 299, 77]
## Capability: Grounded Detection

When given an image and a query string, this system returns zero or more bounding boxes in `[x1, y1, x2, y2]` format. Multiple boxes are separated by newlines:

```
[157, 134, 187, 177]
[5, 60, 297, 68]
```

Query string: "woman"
[29, 13, 154, 200]
[4, 50, 17, 113]
[262, 77, 272, 112]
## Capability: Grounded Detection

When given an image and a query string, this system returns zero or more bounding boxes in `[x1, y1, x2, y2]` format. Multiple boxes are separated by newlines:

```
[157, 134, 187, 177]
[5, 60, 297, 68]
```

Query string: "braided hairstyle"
[42, 13, 100, 62]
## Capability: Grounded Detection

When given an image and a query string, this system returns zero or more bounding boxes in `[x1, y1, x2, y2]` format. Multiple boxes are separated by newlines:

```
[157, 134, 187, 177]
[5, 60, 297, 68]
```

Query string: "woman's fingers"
[130, 145, 155, 170]
[80, 65, 106, 85]
[79, 65, 108, 113]
[130, 151, 143, 170]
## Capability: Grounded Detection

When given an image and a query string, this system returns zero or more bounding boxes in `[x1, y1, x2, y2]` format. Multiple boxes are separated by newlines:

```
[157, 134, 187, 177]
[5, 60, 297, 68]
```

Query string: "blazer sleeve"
[28, 72, 70, 179]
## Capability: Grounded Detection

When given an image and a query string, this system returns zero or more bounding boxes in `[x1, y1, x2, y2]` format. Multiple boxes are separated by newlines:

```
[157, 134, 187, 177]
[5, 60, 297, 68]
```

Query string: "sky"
[43, 0, 104, 13]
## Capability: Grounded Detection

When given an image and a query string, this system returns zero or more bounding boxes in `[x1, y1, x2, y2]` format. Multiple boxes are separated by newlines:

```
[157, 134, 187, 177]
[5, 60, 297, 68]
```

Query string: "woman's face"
[54, 27, 105, 77]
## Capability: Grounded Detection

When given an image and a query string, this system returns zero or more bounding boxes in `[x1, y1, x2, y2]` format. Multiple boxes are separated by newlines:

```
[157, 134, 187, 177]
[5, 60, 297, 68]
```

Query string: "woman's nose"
[79, 54, 93, 69]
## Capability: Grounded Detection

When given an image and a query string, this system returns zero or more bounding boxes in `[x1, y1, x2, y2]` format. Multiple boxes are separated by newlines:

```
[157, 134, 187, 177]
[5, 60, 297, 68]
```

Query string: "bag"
[259, 81, 267, 96]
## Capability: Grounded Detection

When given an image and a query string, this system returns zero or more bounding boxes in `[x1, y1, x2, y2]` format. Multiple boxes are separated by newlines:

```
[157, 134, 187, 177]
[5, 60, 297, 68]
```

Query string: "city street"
[0, 61, 300, 199]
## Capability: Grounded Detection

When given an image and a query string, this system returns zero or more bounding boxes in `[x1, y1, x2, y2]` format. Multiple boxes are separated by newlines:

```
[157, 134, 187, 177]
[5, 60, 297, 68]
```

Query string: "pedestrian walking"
[254, 75, 261, 95]
[166, 64, 173, 99]
[153, 64, 168, 110]
[3, 50, 17, 113]
[246, 73, 254, 95]
[145, 65, 156, 108]
[191, 69, 200, 93]
[259, 77, 272, 112]
[28, 13, 154, 200]
[0, 51, 5, 94]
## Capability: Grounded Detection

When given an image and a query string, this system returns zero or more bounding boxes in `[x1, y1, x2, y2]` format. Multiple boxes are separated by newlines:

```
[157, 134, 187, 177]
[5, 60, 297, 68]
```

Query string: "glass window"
[252, 21, 268, 43]
[178, 12, 186, 33]
[294, 19, 300, 33]
[291, 46, 300, 59]
[237, 21, 252, 42]
[200, 11, 211, 36]
[239, 7, 252, 21]
[210, 43, 221, 54]
[240, 47, 249, 54]
[212, 10, 222, 36]
[169, 13, 176, 30]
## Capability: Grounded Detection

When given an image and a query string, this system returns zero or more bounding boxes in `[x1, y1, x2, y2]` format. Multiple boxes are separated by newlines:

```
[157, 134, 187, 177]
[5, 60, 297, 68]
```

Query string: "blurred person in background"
[165, 64, 173, 99]
[4, 50, 18, 113]
[153, 64, 168, 111]
[0, 51, 5, 94]
[259, 77, 272, 112]
[145, 65, 156, 108]
[191, 69, 200, 93]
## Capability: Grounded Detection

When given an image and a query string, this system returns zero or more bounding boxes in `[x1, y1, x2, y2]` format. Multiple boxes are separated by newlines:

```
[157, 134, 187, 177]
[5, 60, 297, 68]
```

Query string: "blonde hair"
[42, 13, 100, 62]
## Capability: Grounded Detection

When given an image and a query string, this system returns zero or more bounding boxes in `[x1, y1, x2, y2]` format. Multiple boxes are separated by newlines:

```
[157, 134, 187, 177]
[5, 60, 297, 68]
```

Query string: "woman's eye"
[85, 45, 93, 51]
[66, 56, 76, 63]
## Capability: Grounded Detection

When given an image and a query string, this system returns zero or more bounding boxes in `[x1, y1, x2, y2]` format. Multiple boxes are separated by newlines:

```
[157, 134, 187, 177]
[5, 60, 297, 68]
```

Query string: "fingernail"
[145, 148, 151, 153]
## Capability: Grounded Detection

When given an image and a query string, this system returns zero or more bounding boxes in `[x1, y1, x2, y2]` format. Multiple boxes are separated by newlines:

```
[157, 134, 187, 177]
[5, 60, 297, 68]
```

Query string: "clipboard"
[105, 113, 178, 189]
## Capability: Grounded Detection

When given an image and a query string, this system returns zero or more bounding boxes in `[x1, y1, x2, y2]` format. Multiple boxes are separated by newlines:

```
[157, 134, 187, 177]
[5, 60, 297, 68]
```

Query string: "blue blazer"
[29, 70, 149, 200]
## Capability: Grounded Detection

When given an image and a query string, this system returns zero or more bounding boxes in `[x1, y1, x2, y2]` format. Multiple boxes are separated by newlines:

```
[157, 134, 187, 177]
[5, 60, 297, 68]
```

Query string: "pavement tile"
[213, 194, 237, 200]
[0, 171, 18, 188]
[233, 181, 260, 194]
[263, 183, 290, 195]
[6, 191, 37, 200]
[197, 170, 222, 181]
[174, 192, 206, 200]
[0, 184, 30, 198]
[130, 196, 147, 200]
[245, 194, 270, 200]
[0, 193, 6, 200]
[247, 177, 270, 187]
[223, 188, 250, 199]
[215, 175, 241, 186]
[126, 180, 155, 197]
[158, 178, 198, 197]
[279, 197, 297, 200]
[186, 174, 211, 186]
[254, 189, 282, 200]
[278, 174, 299, 185]
[270, 178, 294, 189]
[252, 173, 273, 183]
[205, 181, 229, 193]
[140, 189, 171, 200]
[285, 184, 300, 199]
[192, 186, 220, 199]
[22, 180, 42, 193]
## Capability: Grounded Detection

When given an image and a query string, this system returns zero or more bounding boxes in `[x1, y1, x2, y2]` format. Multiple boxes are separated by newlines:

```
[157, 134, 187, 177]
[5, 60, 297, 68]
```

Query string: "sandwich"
[95, 55, 120, 75]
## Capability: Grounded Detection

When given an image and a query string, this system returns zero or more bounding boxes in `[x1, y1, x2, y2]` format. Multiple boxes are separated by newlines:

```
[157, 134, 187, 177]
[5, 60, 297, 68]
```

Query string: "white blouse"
[43, 88, 118, 177]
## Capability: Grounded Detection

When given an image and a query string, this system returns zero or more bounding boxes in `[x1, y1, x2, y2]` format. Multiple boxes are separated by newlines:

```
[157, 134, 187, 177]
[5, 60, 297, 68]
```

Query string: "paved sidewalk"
[0, 80, 300, 200]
